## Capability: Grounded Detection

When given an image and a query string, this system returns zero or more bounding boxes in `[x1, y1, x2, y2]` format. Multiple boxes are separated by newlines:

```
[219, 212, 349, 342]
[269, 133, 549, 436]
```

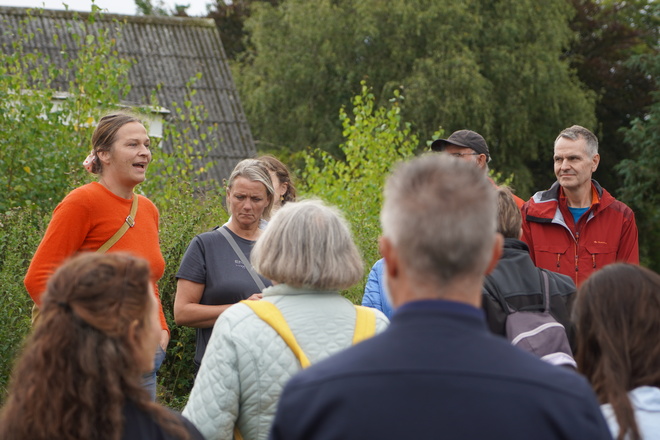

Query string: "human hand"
[246, 293, 263, 301]
[159, 329, 170, 351]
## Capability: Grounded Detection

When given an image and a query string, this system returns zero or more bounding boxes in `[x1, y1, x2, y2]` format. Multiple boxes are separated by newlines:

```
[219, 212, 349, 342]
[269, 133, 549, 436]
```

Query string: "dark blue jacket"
[270, 300, 611, 440]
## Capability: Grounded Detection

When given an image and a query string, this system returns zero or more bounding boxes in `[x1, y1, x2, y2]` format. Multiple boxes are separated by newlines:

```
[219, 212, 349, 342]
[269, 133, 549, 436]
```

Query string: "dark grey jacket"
[482, 238, 576, 350]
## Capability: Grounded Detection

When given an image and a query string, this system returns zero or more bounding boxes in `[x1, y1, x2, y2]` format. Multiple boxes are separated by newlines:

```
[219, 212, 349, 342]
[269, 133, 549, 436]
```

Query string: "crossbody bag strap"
[97, 194, 138, 254]
[34, 194, 138, 327]
[218, 227, 266, 291]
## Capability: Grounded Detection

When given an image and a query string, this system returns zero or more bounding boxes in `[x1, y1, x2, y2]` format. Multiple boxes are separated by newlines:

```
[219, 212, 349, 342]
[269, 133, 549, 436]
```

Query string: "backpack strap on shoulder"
[539, 270, 551, 313]
[241, 301, 378, 369]
[483, 274, 513, 314]
[235, 301, 378, 440]
[352, 305, 377, 344]
[240, 300, 311, 368]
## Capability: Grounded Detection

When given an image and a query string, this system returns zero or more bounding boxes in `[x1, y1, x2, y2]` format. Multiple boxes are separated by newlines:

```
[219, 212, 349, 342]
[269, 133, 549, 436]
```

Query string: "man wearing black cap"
[431, 129, 490, 169]
[431, 129, 524, 208]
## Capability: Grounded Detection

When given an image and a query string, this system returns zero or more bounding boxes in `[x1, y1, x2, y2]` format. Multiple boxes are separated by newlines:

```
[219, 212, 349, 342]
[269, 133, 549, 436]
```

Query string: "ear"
[97, 149, 111, 165]
[591, 153, 600, 172]
[127, 319, 141, 350]
[485, 233, 504, 275]
[279, 182, 289, 197]
[476, 154, 488, 170]
[379, 236, 398, 280]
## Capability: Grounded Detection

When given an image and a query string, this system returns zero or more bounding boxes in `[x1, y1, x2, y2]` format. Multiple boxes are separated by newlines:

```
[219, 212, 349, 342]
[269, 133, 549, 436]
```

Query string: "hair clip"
[82, 150, 96, 173]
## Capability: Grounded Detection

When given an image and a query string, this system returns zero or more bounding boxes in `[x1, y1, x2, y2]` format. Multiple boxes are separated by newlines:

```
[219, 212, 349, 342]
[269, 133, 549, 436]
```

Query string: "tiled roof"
[0, 6, 254, 181]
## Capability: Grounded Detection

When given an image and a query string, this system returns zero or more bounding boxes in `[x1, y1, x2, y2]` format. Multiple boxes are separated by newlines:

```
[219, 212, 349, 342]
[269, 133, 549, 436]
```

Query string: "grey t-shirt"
[176, 225, 272, 365]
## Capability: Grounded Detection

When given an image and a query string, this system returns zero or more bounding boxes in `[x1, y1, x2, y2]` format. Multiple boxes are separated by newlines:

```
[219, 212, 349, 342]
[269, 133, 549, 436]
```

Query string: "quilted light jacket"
[182, 284, 390, 440]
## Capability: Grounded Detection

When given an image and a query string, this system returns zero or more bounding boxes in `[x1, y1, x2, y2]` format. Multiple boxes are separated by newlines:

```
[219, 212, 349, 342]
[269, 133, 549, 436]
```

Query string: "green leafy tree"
[567, 0, 658, 193]
[235, 0, 596, 196]
[206, 0, 281, 59]
[135, 0, 170, 15]
[0, 7, 132, 214]
[141, 74, 220, 209]
[296, 82, 419, 303]
[616, 52, 660, 270]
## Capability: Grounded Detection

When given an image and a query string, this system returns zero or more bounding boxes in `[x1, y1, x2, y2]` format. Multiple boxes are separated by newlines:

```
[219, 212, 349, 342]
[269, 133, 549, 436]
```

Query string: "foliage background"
[232, 0, 598, 196]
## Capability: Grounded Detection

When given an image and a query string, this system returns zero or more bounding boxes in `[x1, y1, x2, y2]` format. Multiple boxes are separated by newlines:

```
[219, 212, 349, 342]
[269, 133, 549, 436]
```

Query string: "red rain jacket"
[521, 180, 638, 286]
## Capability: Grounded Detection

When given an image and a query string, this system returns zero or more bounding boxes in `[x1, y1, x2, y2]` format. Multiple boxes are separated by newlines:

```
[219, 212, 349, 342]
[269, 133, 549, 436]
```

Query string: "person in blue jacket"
[362, 258, 394, 318]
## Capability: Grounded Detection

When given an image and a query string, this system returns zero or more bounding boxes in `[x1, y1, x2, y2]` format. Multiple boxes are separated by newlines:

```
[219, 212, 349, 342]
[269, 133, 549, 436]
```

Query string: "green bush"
[295, 81, 420, 303]
[156, 186, 228, 406]
[0, 209, 48, 395]
[0, 8, 132, 214]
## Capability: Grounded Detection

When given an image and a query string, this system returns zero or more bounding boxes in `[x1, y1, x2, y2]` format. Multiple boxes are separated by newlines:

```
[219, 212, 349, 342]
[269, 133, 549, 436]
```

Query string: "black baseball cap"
[431, 129, 490, 161]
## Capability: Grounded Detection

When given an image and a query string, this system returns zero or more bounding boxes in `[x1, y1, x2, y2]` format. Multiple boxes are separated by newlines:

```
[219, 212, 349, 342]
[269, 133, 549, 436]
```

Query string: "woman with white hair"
[182, 199, 390, 440]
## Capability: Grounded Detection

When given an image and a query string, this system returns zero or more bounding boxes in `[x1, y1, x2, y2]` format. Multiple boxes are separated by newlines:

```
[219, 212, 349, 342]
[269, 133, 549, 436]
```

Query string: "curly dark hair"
[0, 253, 191, 440]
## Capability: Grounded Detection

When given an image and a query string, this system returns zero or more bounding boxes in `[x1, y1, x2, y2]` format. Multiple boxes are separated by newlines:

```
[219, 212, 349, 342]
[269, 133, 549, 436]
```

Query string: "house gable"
[0, 6, 254, 182]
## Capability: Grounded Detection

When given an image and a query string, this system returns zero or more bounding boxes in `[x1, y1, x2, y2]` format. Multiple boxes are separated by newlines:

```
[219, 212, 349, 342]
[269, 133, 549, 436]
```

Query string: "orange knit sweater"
[24, 182, 168, 332]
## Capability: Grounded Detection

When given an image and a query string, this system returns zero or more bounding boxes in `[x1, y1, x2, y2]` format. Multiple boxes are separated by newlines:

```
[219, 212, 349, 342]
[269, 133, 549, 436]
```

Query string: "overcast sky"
[0, 0, 213, 16]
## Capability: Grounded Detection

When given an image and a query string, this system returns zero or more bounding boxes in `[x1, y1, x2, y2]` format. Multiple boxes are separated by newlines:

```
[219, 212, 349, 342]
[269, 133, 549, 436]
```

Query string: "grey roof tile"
[0, 6, 255, 182]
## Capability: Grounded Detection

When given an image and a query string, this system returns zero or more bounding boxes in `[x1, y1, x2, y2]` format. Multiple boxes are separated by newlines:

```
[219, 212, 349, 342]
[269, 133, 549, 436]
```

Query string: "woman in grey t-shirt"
[174, 159, 274, 366]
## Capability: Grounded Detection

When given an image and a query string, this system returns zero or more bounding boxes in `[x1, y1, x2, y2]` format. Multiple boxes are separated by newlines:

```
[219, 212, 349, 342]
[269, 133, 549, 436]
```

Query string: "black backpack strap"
[484, 274, 512, 315]
[540, 270, 551, 313]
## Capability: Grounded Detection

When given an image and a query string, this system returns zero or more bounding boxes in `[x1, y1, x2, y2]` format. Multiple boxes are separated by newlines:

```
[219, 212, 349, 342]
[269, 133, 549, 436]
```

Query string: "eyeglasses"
[447, 152, 480, 158]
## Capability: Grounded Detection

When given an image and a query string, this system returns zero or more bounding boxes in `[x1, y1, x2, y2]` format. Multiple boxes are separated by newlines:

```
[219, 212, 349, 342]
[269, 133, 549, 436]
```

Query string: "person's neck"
[562, 183, 592, 209]
[226, 219, 261, 241]
[391, 273, 482, 309]
[270, 204, 281, 217]
[98, 176, 134, 200]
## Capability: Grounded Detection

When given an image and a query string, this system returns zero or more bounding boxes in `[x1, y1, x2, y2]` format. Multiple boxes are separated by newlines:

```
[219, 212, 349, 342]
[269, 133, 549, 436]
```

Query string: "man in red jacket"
[521, 125, 638, 286]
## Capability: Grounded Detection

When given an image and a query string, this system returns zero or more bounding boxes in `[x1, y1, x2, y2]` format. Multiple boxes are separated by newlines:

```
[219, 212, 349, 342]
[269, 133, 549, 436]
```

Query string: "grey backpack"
[485, 270, 576, 368]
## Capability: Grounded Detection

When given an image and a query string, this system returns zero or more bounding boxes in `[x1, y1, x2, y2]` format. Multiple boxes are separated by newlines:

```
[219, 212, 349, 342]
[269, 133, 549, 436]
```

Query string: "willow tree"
[234, 0, 596, 195]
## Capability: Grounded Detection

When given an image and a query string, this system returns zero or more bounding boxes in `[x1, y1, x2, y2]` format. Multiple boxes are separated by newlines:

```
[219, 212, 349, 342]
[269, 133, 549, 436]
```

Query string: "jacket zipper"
[574, 231, 580, 285]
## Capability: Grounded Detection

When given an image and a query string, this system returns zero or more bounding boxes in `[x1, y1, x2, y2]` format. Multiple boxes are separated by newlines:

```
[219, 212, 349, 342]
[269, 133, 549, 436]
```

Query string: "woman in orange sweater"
[24, 112, 168, 400]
